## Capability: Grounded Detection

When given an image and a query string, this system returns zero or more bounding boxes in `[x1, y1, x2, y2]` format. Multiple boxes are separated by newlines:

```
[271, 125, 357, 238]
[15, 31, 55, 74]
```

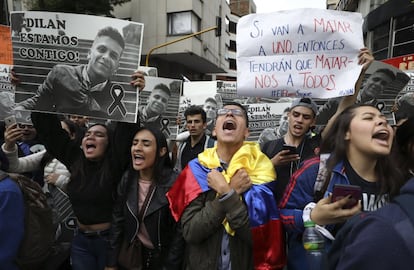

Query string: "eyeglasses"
[217, 108, 244, 116]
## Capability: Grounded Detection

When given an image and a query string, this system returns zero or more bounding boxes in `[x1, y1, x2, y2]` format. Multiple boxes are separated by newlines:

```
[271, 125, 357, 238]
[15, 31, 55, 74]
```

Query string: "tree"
[23, 0, 130, 16]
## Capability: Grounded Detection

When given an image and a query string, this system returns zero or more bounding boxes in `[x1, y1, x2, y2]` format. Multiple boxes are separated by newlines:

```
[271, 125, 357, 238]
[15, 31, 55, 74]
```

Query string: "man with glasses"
[167, 102, 286, 269]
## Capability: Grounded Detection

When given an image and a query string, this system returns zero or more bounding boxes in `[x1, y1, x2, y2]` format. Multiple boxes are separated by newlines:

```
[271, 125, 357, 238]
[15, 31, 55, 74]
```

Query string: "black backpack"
[0, 171, 55, 270]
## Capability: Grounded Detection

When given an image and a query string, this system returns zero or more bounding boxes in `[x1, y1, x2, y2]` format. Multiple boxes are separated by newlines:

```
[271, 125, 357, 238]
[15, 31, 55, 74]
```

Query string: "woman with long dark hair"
[105, 127, 183, 270]
[30, 71, 145, 270]
[279, 103, 405, 270]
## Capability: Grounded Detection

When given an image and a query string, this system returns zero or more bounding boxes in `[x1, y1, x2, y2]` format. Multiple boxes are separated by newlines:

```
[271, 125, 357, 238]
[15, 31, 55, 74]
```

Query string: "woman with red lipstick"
[29, 71, 146, 270]
[279, 104, 405, 270]
[105, 127, 183, 270]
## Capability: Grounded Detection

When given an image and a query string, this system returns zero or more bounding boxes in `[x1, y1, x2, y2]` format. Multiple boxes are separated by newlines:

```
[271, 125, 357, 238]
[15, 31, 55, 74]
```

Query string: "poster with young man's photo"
[316, 60, 411, 126]
[139, 76, 181, 139]
[11, 11, 143, 123]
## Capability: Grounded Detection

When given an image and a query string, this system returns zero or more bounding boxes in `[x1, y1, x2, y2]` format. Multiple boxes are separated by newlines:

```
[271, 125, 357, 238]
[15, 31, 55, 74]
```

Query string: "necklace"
[289, 139, 306, 177]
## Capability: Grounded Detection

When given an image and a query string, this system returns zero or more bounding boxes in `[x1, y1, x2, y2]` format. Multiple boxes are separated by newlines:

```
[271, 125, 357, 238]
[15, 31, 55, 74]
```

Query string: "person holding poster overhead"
[25, 72, 145, 270]
[15, 26, 139, 119]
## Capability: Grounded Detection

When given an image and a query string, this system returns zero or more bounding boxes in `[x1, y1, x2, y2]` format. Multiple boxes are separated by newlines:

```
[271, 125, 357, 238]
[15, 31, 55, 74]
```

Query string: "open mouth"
[132, 154, 144, 165]
[223, 120, 236, 130]
[372, 130, 390, 141]
[84, 143, 97, 153]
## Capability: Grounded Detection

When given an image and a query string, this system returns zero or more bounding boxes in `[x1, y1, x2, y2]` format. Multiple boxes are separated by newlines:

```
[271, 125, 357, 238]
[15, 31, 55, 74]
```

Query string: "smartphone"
[4, 115, 17, 128]
[331, 184, 362, 209]
[282, 144, 297, 155]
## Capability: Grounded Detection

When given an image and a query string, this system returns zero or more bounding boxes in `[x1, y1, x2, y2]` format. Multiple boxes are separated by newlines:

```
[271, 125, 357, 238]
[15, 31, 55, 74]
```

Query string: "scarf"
[167, 142, 286, 269]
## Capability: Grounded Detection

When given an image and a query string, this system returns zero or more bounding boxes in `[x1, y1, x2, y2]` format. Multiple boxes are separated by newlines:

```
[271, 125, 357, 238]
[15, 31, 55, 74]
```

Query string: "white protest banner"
[11, 11, 143, 123]
[237, 8, 364, 99]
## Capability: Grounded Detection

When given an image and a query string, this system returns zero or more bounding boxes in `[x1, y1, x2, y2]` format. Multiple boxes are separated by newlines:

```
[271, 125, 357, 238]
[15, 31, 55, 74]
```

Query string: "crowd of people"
[1, 41, 414, 270]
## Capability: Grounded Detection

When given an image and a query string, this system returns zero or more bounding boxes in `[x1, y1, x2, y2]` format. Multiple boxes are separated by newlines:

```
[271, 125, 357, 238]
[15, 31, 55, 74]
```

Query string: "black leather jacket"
[106, 169, 184, 268]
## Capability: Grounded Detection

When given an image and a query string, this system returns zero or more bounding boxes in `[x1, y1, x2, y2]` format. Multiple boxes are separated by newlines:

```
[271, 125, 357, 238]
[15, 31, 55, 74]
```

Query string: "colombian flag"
[167, 142, 286, 269]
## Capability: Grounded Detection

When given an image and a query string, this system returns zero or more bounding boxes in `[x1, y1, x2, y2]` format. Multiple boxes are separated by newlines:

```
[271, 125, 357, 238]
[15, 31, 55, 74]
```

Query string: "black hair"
[152, 83, 171, 97]
[374, 68, 396, 82]
[394, 116, 414, 180]
[40, 119, 78, 169]
[184, 105, 207, 123]
[222, 101, 249, 127]
[204, 97, 217, 105]
[70, 123, 113, 189]
[129, 126, 172, 184]
[96, 26, 125, 51]
[61, 119, 77, 138]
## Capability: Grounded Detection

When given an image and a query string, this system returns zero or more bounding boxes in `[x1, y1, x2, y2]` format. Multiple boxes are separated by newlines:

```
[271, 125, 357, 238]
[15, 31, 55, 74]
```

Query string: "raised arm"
[321, 48, 374, 139]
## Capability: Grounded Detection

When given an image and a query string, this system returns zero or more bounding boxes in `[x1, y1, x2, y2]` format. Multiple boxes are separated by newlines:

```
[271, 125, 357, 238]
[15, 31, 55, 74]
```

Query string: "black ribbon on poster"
[161, 118, 171, 138]
[108, 84, 127, 116]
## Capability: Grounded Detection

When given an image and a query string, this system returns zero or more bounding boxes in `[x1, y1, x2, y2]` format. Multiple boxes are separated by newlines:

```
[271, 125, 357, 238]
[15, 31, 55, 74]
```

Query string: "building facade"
[335, 0, 414, 63]
[112, 0, 237, 80]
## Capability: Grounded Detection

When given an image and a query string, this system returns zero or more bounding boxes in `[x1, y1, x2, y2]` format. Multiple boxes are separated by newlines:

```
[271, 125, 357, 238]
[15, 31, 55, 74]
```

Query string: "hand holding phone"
[331, 184, 362, 209]
[282, 144, 297, 155]
[4, 115, 17, 128]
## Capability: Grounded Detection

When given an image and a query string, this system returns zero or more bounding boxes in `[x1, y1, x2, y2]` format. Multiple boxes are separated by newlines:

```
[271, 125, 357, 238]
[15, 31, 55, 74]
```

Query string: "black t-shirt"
[344, 159, 388, 211]
[181, 135, 208, 169]
[262, 135, 321, 203]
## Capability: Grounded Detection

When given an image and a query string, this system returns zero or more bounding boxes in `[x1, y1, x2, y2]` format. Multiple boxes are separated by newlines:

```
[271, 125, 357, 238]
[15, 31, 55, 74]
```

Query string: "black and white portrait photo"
[139, 76, 181, 139]
[11, 11, 143, 122]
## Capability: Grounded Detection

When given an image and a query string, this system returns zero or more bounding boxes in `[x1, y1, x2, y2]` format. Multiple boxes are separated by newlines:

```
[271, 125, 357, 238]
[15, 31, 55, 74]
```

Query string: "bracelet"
[219, 189, 235, 202]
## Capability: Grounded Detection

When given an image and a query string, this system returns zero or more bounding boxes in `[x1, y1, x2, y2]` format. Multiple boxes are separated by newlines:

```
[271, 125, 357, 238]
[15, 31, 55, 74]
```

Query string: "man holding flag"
[167, 101, 286, 269]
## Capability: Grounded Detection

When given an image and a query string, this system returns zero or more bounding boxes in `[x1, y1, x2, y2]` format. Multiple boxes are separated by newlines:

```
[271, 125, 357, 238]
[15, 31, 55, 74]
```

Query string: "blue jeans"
[71, 229, 110, 270]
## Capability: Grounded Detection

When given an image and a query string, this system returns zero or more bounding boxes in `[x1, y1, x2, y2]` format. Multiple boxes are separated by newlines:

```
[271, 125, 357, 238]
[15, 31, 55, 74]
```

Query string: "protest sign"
[181, 81, 220, 136]
[11, 11, 143, 122]
[237, 8, 364, 99]
[0, 25, 15, 119]
[139, 76, 181, 139]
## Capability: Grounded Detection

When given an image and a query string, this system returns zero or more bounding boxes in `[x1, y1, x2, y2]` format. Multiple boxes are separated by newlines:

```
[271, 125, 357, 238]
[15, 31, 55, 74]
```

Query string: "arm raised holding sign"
[320, 47, 374, 139]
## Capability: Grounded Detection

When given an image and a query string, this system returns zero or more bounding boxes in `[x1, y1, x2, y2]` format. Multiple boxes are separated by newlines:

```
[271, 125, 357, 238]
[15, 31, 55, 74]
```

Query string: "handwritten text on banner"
[236, 9, 364, 99]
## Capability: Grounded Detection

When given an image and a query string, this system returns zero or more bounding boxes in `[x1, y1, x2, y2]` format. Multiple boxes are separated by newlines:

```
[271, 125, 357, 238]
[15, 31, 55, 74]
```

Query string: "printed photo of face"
[147, 87, 170, 115]
[203, 99, 217, 121]
[359, 70, 394, 103]
[87, 35, 123, 82]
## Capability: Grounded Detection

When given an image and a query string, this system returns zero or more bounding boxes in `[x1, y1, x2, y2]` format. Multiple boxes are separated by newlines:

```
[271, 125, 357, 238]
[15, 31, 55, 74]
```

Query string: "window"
[229, 21, 237, 34]
[229, 58, 236, 70]
[393, 13, 414, 57]
[168, 11, 200, 35]
[229, 40, 236, 52]
[372, 21, 390, 59]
